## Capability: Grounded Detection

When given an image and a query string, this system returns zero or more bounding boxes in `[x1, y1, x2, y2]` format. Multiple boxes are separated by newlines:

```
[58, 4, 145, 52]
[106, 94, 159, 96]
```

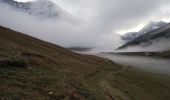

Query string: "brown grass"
[0, 26, 170, 100]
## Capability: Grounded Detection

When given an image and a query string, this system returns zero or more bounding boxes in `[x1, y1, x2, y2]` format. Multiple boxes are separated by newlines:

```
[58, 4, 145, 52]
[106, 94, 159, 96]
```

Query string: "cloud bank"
[1, 0, 170, 52]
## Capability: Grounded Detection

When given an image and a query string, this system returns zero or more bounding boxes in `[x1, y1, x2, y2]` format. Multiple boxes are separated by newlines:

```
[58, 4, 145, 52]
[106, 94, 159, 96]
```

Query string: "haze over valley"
[1, 0, 170, 100]
[1, 0, 170, 52]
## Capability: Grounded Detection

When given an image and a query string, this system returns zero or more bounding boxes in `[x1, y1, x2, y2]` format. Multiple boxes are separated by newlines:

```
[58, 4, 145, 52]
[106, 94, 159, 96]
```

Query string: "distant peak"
[1, 0, 59, 18]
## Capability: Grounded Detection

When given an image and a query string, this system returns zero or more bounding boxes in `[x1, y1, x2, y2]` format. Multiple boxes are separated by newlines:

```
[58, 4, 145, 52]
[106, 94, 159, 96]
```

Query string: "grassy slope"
[0, 26, 170, 100]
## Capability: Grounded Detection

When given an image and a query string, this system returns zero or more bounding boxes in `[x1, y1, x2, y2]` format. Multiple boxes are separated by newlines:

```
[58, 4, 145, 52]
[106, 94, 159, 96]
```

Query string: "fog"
[1, 0, 170, 52]
[116, 38, 170, 52]
[97, 53, 170, 75]
[0, 2, 121, 51]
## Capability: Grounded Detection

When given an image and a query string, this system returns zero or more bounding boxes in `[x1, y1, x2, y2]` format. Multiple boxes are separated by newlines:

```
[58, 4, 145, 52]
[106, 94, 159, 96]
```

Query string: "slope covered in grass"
[0, 26, 170, 100]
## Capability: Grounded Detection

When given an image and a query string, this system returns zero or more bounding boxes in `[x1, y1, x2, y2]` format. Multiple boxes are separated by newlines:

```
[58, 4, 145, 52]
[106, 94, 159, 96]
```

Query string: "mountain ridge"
[118, 22, 170, 50]
[0, 0, 59, 18]
[121, 21, 167, 42]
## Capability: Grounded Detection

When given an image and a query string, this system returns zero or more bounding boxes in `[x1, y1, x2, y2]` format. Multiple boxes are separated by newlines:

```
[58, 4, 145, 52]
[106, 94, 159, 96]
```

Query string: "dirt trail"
[99, 66, 128, 100]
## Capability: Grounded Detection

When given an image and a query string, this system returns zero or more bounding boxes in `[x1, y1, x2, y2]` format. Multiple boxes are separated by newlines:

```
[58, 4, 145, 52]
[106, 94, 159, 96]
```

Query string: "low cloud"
[116, 38, 170, 52]
[1, 0, 170, 52]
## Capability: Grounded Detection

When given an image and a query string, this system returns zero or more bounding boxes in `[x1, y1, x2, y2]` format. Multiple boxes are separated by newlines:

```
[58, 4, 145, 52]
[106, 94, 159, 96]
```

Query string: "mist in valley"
[1, 0, 170, 52]
[97, 53, 170, 75]
[115, 38, 170, 52]
[1, 0, 170, 75]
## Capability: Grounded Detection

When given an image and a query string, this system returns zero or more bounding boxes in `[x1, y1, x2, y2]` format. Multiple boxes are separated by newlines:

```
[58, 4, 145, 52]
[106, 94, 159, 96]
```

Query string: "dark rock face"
[121, 32, 138, 42]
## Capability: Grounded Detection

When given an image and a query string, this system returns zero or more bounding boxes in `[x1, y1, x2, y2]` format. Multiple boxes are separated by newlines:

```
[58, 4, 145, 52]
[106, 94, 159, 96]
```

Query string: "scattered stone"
[140, 81, 144, 84]
[49, 92, 54, 95]
[27, 67, 33, 70]
[12, 95, 21, 100]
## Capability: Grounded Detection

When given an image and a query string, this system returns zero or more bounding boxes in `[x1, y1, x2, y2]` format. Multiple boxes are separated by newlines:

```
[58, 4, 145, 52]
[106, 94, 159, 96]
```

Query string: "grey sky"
[1, 0, 170, 52]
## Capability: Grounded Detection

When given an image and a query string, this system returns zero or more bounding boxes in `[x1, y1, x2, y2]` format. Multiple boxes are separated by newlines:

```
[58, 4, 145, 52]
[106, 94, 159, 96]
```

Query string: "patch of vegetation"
[8, 57, 27, 67]
[0, 57, 27, 68]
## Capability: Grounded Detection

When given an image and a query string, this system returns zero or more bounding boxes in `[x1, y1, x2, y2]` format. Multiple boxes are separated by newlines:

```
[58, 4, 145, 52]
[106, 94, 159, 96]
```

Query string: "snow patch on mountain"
[0, 0, 60, 18]
[121, 21, 168, 42]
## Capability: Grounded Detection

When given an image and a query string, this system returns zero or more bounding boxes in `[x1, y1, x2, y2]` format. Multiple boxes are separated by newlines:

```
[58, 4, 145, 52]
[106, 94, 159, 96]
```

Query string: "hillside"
[68, 47, 92, 52]
[0, 26, 170, 100]
[118, 23, 170, 49]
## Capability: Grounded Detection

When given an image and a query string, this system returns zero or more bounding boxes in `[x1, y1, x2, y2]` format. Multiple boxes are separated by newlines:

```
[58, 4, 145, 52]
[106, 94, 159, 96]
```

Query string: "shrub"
[8, 57, 27, 68]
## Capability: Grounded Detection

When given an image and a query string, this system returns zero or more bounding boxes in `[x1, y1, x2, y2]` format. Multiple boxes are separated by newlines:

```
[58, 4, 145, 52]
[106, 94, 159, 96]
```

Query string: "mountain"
[0, 0, 31, 10]
[118, 23, 170, 49]
[121, 21, 167, 42]
[1, 25, 170, 99]
[0, 0, 59, 18]
[68, 47, 92, 52]
[121, 32, 138, 42]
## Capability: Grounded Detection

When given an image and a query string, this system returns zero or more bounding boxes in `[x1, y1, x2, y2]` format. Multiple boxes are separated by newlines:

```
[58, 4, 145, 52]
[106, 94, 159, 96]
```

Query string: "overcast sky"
[1, 0, 170, 52]
[52, 0, 170, 32]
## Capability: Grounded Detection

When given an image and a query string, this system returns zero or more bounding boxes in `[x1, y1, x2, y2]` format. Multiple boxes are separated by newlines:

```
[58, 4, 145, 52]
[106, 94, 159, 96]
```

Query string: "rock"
[48, 92, 54, 95]
[140, 81, 144, 84]
[27, 67, 33, 70]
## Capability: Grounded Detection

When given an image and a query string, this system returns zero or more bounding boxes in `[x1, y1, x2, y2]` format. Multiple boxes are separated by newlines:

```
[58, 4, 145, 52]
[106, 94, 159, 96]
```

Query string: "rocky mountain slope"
[121, 21, 167, 42]
[118, 23, 170, 50]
